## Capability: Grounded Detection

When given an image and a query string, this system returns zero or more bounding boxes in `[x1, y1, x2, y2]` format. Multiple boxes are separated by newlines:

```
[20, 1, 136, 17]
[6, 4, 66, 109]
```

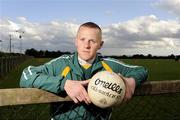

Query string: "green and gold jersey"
[20, 52, 148, 120]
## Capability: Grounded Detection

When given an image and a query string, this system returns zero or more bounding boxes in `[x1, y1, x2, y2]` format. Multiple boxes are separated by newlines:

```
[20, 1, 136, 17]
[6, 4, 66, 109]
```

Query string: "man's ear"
[99, 41, 104, 49]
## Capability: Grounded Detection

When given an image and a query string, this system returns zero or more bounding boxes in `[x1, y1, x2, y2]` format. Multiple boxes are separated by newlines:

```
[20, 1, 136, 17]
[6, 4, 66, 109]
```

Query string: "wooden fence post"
[0, 57, 2, 77]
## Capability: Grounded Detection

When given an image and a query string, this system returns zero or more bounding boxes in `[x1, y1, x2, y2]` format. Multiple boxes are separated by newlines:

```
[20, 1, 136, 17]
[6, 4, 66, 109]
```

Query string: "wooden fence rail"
[0, 80, 180, 107]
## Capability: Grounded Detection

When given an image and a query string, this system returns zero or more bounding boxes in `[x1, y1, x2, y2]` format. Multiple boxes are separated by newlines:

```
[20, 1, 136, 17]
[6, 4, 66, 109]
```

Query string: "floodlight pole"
[16, 30, 25, 54]
[9, 34, 12, 53]
[0, 40, 3, 52]
[0, 40, 2, 51]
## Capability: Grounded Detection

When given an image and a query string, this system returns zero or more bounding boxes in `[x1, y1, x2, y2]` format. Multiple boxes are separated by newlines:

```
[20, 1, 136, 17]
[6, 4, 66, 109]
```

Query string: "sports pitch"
[0, 58, 180, 119]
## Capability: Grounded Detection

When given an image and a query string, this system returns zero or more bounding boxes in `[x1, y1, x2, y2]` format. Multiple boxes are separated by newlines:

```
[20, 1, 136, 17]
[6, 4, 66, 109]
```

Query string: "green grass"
[111, 93, 180, 120]
[0, 58, 51, 88]
[0, 58, 180, 120]
[1, 58, 179, 87]
[0, 58, 52, 119]
[121, 59, 180, 81]
[111, 59, 180, 120]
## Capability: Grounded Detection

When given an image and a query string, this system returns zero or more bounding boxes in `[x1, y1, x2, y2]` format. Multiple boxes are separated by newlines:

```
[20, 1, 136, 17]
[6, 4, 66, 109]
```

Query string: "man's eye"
[80, 38, 85, 41]
[90, 40, 96, 43]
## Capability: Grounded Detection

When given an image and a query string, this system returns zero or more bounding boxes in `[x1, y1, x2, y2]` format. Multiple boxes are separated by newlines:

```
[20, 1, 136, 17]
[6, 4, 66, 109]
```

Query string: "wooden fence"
[0, 56, 32, 77]
[0, 80, 180, 107]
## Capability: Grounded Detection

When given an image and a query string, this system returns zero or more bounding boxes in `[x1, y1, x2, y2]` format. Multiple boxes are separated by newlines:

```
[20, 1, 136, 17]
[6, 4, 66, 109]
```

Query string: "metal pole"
[9, 35, 12, 53]
[0, 40, 2, 51]
[16, 30, 24, 54]
[19, 35, 23, 54]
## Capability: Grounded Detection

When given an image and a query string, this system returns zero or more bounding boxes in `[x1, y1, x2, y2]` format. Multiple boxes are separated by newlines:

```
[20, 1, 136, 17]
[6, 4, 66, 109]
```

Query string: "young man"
[20, 22, 148, 120]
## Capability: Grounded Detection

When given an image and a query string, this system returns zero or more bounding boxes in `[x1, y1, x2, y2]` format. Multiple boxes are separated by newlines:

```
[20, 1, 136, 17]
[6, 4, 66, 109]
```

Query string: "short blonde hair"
[79, 22, 101, 31]
[77, 22, 102, 40]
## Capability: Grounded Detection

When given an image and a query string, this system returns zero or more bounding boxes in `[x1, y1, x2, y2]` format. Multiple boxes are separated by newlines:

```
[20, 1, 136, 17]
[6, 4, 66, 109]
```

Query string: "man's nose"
[84, 41, 91, 49]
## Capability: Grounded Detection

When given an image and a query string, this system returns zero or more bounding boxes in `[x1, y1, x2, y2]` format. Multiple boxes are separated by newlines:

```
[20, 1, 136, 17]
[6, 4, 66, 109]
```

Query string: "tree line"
[1, 48, 179, 61]
[0, 52, 24, 57]
[107, 54, 180, 60]
[25, 48, 71, 58]
[24, 48, 180, 60]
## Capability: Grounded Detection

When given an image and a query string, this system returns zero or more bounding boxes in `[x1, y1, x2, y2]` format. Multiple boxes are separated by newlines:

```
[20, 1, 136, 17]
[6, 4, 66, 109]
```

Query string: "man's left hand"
[122, 77, 136, 102]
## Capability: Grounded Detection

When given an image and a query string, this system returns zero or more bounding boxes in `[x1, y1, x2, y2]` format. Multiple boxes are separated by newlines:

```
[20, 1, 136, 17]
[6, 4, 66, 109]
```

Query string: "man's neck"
[78, 56, 95, 66]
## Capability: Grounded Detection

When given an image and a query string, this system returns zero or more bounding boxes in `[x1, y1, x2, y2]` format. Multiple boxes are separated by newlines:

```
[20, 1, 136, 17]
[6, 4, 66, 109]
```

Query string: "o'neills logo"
[94, 78, 123, 94]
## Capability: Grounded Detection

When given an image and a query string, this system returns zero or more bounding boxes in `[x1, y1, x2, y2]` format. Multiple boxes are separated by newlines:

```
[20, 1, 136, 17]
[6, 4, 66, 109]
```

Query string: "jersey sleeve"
[19, 58, 68, 94]
[104, 58, 148, 86]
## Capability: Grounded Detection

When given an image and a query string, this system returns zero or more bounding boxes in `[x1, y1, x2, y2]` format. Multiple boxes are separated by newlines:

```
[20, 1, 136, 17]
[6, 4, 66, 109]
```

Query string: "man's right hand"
[64, 79, 91, 105]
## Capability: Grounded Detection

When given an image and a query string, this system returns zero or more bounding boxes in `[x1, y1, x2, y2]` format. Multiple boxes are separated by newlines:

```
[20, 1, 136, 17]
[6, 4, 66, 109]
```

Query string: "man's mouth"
[83, 51, 90, 53]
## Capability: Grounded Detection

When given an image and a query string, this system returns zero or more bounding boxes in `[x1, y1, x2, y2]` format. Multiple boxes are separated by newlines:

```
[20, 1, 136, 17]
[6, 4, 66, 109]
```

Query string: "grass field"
[1, 58, 180, 88]
[0, 58, 51, 88]
[122, 59, 180, 81]
[0, 58, 180, 119]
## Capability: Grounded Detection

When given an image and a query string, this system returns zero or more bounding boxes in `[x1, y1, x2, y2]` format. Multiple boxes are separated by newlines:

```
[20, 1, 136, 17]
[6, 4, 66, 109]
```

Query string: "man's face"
[75, 26, 103, 61]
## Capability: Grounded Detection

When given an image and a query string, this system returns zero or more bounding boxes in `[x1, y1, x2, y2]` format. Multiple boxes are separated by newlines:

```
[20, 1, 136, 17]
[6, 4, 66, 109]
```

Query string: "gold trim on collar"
[101, 61, 113, 72]
[82, 64, 91, 69]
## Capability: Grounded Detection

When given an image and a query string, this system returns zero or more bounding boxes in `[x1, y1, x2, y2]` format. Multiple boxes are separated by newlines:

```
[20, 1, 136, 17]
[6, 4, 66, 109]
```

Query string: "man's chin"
[81, 55, 92, 61]
[82, 57, 91, 61]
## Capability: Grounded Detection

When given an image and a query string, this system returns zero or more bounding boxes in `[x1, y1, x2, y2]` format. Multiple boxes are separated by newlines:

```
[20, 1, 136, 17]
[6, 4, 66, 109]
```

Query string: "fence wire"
[0, 93, 180, 120]
[0, 56, 32, 78]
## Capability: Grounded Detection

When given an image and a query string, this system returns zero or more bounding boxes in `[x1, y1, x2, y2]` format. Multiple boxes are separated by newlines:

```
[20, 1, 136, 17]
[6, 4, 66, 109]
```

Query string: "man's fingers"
[76, 94, 83, 102]
[80, 80, 91, 104]
[81, 88, 91, 104]
[80, 80, 90, 86]
[123, 87, 133, 103]
[72, 97, 78, 104]
[64, 79, 91, 104]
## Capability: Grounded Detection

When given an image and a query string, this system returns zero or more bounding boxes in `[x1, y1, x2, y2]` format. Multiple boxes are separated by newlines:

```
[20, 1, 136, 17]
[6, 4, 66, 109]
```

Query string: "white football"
[88, 71, 126, 108]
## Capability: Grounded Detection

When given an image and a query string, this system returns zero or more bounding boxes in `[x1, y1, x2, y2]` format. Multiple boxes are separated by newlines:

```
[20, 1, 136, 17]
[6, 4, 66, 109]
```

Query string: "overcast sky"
[0, 0, 180, 56]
